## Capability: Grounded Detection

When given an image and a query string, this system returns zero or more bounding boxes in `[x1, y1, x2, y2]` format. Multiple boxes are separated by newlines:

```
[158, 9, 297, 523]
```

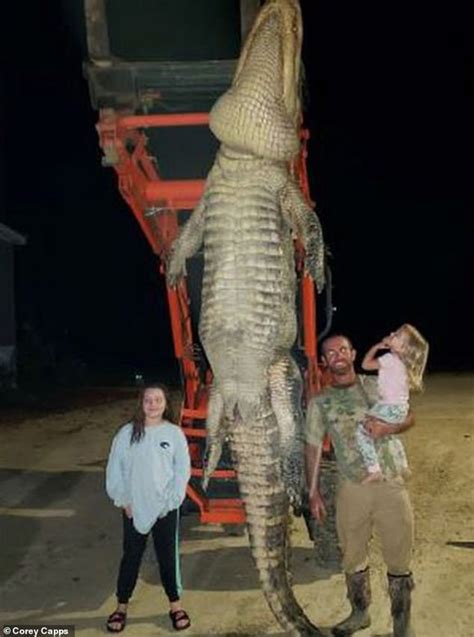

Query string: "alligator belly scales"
[167, 2, 325, 634]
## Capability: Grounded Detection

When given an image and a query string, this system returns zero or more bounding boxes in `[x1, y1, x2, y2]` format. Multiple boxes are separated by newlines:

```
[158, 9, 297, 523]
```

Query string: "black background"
[2, 1, 472, 387]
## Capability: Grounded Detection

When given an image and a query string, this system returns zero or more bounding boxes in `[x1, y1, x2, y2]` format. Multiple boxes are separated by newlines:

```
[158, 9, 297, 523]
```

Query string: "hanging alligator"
[167, 1, 325, 634]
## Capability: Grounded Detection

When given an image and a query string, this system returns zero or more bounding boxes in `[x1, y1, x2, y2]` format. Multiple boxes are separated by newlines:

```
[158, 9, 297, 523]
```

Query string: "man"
[305, 334, 416, 637]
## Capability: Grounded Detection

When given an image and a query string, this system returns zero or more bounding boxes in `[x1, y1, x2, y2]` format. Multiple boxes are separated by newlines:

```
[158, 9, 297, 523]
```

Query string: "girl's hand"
[124, 505, 133, 518]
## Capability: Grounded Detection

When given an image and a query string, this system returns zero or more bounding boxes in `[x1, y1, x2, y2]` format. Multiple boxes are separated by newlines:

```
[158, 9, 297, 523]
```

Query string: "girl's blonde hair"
[399, 324, 429, 392]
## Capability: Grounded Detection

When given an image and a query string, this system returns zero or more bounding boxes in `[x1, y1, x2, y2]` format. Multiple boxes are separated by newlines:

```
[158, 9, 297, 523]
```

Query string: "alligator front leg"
[269, 352, 305, 514]
[280, 179, 325, 292]
[166, 197, 206, 286]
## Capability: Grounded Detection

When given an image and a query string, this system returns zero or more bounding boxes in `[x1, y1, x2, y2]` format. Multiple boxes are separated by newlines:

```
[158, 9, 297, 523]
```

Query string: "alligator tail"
[229, 402, 324, 636]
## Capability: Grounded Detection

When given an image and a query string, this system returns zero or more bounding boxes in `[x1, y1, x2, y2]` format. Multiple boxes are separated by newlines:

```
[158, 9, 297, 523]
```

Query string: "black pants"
[116, 509, 181, 604]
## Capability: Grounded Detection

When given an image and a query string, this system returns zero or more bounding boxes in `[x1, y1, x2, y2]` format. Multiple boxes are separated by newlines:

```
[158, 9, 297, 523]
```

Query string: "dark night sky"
[2, 1, 472, 384]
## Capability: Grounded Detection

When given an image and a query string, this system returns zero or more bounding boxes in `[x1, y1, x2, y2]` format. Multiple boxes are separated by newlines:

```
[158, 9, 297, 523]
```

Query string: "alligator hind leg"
[202, 385, 226, 490]
[268, 353, 305, 513]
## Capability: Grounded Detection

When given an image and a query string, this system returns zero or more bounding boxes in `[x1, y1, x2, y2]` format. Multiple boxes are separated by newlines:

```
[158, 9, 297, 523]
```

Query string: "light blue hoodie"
[106, 421, 191, 534]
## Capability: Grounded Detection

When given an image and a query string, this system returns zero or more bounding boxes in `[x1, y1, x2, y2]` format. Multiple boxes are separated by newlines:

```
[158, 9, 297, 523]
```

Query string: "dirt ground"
[0, 373, 473, 636]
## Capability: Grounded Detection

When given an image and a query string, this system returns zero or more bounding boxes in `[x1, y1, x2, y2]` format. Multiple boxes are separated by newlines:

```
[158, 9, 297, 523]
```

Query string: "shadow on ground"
[1, 467, 337, 621]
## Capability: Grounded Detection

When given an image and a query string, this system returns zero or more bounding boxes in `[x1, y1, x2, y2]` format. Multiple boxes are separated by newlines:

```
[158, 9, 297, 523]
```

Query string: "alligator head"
[209, 0, 303, 162]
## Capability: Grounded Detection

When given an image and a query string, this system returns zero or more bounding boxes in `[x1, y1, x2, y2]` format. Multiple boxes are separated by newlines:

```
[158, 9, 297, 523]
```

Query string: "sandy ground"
[0, 373, 473, 636]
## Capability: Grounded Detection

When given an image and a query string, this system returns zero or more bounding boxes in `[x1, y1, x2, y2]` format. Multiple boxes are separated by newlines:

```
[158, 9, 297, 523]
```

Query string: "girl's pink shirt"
[377, 353, 409, 405]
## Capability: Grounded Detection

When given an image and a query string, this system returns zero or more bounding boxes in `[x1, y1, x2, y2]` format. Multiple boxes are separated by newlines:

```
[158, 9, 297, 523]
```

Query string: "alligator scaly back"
[167, 1, 325, 634]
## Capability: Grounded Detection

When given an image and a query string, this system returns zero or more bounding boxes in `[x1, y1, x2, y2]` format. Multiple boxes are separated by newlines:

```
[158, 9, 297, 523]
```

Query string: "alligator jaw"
[209, 0, 303, 161]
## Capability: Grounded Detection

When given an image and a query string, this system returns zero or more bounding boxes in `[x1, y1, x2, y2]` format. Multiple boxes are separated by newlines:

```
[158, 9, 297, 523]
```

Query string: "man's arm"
[304, 443, 326, 522]
[365, 410, 415, 439]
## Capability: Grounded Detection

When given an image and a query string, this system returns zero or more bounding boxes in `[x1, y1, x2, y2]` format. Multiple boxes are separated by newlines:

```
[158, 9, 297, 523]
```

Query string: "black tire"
[223, 523, 246, 537]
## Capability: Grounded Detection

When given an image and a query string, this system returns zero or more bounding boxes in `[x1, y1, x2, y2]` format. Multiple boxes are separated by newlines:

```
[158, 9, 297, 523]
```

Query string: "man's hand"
[364, 416, 393, 439]
[308, 490, 327, 523]
[365, 409, 415, 439]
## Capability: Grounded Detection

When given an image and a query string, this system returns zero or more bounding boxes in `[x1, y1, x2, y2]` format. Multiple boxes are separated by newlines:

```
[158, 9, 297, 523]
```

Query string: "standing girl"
[105, 384, 191, 632]
[358, 323, 429, 482]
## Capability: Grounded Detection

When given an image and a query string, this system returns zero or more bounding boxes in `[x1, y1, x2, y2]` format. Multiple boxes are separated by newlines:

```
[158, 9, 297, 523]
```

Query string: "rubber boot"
[332, 568, 371, 636]
[388, 572, 416, 637]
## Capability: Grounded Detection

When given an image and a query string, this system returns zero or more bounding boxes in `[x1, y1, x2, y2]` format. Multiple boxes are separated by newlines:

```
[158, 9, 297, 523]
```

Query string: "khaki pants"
[336, 479, 414, 575]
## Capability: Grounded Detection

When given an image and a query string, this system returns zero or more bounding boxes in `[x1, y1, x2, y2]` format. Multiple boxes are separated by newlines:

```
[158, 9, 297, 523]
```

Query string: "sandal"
[106, 610, 127, 633]
[169, 609, 191, 631]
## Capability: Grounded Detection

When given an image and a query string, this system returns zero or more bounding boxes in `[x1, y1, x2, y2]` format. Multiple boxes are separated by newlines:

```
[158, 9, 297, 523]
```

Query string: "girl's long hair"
[399, 324, 429, 392]
[130, 383, 174, 444]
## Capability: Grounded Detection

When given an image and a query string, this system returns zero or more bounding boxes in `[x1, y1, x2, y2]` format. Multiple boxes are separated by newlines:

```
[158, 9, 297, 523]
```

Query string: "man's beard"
[331, 362, 351, 375]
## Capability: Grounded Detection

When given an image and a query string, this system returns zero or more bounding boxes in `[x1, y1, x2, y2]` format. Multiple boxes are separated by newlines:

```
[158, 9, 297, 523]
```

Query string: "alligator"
[167, 1, 325, 634]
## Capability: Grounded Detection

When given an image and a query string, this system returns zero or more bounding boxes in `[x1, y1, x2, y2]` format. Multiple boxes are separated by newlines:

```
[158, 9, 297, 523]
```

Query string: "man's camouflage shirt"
[304, 375, 409, 483]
